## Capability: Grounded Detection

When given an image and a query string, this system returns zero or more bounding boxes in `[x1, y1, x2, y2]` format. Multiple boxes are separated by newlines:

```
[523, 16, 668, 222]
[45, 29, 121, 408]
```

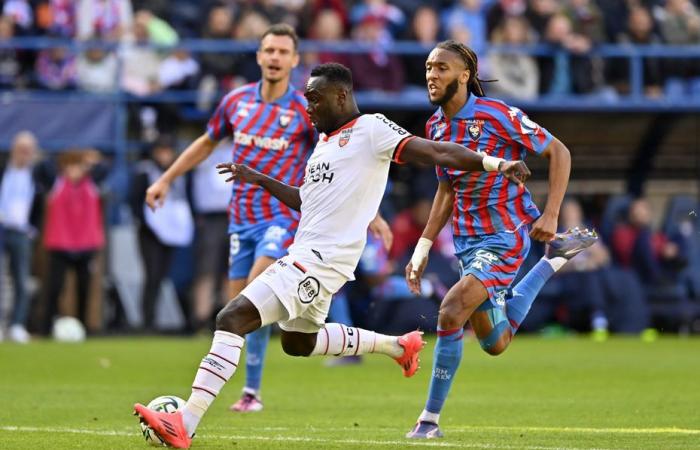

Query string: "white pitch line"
[446, 425, 700, 436]
[201, 424, 700, 436]
[0, 425, 611, 450]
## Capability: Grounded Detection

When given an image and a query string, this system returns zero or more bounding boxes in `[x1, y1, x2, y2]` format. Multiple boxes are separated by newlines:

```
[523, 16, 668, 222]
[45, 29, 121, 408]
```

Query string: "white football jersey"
[289, 113, 413, 279]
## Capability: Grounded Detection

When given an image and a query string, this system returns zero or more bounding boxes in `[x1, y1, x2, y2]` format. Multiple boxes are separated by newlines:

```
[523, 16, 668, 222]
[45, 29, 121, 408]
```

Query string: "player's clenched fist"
[216, 162, 262, 184]
[499, 160, 531, 185]
[145, 179, 170, 211]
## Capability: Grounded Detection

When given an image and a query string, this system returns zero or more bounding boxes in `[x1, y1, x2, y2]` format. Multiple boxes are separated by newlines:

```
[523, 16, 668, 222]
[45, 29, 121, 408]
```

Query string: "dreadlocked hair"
[435, 40, 490, 97]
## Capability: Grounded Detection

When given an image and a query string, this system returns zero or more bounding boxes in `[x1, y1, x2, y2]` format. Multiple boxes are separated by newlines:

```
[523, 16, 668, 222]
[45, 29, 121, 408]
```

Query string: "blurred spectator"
[299, 0, 350, 38]
[654, 0, 700, 45]
[551, 198, 611, 333]
[76, 47, 118, 92]
[612, 6, 663, 97]
[612, 198, 687, 284]
[0, 131, 41, 343]
[77, 0, 133, 41]
[37, 149, 107, 335]
[156, 0, 198, 37]
[35, 46, 77, 90]
[402, 5, 440, 88]
[292, 8, 350, 87]
[389, 194, 453, 263]
[655, 0, 700, 80]
[350, 0, 406, 37]
[488, 15, 539, 99]
[198, 5, 237, 92]
[564, 0, 606, 44]
[310, 8, 350, 65]
[525, 0, 561, 36]
[597, 0, 632, 42]
[37, 0, 77, 37]
[120, 10, 166, 139]
[130, 136, 193, 332]
[254, 0, 305, 29]
[132, 9, 178, 46]
[2, 0, 33, 34]
[229, 10, 270, 84]
[158, 48, 199, 91]
[156, 48, 197, 140]
[538, 13, 597, 95]
[0, 15, 25, 88]
[348, 14, 405, 92]
[442, 0, 488, 56]
[486, 0, 527, 35]
[190, 143, 231, 332]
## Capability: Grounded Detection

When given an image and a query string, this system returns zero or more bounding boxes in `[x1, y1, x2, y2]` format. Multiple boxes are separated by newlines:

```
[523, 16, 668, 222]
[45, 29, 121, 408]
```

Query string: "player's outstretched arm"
[529, 137, 571, 242]
[145, 133, 218, 210]
[405, 180, 453, 294]
[399, 137, 531, 185]
[216, 162, 302, 211]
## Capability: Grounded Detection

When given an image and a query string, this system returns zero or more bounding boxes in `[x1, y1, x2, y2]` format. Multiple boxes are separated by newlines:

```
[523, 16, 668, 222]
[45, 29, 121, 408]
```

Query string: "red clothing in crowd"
[43, 177, 104, 251]
[611, 224, 667, 267]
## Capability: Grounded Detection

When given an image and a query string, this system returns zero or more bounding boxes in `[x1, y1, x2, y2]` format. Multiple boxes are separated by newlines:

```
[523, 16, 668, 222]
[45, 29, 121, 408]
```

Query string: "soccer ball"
[140, 395, 186, 446]
[52, 316, 86, 342]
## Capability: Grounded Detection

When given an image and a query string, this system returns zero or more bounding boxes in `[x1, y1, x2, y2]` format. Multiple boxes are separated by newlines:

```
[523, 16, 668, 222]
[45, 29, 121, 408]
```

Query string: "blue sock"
[506, 259, 555, 333]
[424, 327, 464, 416]
[327, 290, 353, 326]
[245, 325, 271, 391]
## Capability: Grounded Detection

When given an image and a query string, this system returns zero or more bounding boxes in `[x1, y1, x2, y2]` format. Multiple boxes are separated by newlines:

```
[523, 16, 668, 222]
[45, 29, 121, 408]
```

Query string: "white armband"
[482, 155, 505, 172]
[410, 238, 433, 276]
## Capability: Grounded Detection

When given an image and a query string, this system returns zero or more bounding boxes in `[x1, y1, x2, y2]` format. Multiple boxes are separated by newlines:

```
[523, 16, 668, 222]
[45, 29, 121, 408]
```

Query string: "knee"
[280, 336, 315, 357]
[481, 336, 509, 356]
[438, 305, 463, 330]
[215, 296, 252, 335]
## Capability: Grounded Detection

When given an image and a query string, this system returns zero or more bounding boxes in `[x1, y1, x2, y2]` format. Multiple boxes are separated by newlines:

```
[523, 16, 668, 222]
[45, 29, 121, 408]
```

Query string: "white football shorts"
[240, 250, 347, 333]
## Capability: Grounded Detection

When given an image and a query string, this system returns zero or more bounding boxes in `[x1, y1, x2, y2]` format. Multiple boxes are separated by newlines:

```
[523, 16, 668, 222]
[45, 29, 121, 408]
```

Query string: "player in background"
[134, 62, 533, 449]
[404, 40, 598, 439]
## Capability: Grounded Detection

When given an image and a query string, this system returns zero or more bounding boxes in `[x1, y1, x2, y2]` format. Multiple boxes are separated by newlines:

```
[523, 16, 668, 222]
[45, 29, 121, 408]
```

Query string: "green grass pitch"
[1, 335, 699, 449]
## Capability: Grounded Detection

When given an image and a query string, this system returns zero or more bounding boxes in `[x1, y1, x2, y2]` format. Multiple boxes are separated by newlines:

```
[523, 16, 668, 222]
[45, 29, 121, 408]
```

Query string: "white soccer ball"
[52, 316, 86, 342]
[140, 395, 186, 446]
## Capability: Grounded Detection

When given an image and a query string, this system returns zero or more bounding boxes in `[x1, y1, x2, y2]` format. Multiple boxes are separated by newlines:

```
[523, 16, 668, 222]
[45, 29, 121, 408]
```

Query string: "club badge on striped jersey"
[466, 119, 484, 141]
[339, 128, 353, 147]
[279, 114, 291, 127]
[434, 121, 447, 139]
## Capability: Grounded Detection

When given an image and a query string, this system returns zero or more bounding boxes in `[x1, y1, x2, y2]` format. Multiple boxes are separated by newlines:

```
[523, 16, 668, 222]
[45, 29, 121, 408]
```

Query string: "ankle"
[418, 409, 440, 424]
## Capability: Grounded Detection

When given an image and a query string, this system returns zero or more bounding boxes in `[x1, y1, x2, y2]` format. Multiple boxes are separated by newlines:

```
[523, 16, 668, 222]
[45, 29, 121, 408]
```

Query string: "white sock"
[182, 330, 244, 436]
[310, 323, 403, 358]
[419, 409, 440, 424]
[543, 255, 567, 271]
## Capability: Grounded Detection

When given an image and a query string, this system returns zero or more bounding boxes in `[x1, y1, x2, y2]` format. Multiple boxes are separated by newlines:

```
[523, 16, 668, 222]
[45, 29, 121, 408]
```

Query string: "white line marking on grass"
[0, 425, 608, 450]
[0, 426, 131, 437]
[204, 424, 700, 436]
[447, 425, 700, 436]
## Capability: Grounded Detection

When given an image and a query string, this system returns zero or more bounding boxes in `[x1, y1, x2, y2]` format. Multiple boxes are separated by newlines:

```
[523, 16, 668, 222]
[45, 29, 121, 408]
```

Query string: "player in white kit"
[133, 63, 531, 449]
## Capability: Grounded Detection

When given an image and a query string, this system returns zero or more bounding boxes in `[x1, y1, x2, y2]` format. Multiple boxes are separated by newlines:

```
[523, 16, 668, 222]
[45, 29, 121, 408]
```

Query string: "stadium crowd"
[0, 1, 699, 343]
[0, 0, 700, 99]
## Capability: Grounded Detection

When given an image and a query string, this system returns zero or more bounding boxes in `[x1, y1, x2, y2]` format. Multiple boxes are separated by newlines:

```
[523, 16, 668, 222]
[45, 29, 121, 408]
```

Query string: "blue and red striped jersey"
[427, 94, 553, 237]
[206, 81, 316, 231]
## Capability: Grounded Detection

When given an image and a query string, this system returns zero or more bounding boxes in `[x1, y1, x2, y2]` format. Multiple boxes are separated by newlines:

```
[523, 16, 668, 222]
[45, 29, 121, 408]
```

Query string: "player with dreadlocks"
[405, 40, 598, 439]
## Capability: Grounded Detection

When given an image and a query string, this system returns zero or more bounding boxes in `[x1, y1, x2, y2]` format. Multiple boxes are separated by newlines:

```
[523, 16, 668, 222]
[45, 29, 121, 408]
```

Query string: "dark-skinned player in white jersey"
[134, 63, 532, 449]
